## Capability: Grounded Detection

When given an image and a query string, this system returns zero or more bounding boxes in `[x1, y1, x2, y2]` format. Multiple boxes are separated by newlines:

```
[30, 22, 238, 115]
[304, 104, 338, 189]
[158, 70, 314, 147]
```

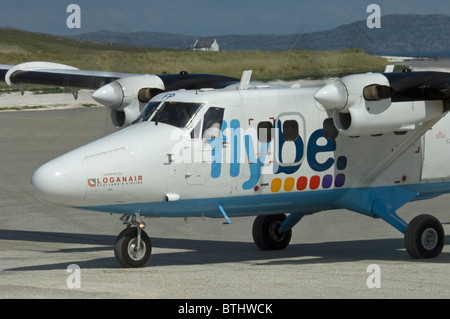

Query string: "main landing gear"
[404, 214, 445, 259]
[114, 213, 151, 268]
[252, 214, 293, 250]
[251, 213, 445, 259]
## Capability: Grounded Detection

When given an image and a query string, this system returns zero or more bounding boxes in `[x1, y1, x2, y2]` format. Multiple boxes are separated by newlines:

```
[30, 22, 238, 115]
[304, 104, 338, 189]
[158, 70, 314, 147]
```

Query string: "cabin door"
[185, 106, 225, 185]
[422, 117, 450, 181]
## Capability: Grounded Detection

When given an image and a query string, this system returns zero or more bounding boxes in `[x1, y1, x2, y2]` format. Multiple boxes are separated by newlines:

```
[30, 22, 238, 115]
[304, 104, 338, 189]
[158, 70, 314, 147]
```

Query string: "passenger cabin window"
[282, 120, 299, 141]
[150, 102, 203, 128]
[257, 121, 273, 143]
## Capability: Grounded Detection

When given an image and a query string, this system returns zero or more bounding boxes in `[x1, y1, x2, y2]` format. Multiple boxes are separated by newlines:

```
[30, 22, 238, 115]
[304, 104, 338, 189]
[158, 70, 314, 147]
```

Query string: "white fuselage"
[31, 83, 450, 219]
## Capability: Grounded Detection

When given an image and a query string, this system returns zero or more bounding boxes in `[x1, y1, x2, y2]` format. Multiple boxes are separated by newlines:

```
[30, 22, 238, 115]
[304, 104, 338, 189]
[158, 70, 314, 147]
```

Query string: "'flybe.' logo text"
[172, 119, 346, 191]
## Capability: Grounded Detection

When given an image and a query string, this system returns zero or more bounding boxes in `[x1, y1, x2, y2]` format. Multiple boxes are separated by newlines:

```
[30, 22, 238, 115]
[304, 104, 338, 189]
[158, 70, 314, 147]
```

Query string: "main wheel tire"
[114, 227, 152, 268]
[252, 214, 292, 250]
[404, 214, 444, 259]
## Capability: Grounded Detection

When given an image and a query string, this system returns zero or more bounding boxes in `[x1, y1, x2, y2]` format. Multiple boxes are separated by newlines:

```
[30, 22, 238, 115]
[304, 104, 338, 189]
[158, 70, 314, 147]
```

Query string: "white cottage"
[192, 39, 219, 52]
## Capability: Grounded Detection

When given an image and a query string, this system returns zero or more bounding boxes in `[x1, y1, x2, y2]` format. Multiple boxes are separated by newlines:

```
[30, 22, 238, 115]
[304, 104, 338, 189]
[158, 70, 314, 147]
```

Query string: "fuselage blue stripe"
[76, 181, 450, 218]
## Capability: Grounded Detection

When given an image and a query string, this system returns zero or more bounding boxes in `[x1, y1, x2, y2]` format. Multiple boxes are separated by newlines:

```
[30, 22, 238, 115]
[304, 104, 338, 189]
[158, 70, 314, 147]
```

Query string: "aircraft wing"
[1, 62, 137, 90]
[7, 68, 132, 89]
[1, 61, 238, 91]
[0, 64, 13, 82]
[1, 61, 238, 128]
[384, 71, 450, 102]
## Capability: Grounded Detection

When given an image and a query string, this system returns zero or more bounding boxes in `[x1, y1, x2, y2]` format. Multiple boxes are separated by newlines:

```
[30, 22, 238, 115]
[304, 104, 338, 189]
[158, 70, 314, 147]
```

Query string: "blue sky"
[1, 0, 449, 36]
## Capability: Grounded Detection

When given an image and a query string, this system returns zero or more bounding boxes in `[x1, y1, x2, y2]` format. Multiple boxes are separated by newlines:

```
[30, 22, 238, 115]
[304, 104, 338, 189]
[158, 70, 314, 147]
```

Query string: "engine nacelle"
[314, 73, 445, 136]
[92, 75, 165, 128]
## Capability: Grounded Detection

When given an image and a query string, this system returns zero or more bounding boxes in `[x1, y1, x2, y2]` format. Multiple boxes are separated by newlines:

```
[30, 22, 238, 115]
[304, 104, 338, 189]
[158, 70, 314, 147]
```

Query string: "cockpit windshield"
[133, 101, 203, 128]
[151, 102, 203, 128]
[133, 101, 160, 124]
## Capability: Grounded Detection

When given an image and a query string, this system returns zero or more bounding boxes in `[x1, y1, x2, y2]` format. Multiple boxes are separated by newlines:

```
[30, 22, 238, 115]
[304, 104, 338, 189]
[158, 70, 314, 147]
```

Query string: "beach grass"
[0, 28, 388, 84]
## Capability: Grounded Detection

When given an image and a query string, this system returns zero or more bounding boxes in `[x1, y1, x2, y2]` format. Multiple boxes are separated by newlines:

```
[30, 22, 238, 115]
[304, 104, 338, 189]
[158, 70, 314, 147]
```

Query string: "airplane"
[2, 61, 450, 268]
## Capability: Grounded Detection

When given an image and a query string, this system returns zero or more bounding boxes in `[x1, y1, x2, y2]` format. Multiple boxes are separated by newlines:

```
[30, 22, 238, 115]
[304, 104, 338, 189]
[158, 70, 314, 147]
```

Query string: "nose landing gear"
[114, 213, 151, 268]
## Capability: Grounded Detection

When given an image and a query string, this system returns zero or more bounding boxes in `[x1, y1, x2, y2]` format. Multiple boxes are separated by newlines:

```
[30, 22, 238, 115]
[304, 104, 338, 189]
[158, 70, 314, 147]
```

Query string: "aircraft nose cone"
[314, 80, 348, 111]
[92, 81, 123, 108]
[31, 159, 71, 205]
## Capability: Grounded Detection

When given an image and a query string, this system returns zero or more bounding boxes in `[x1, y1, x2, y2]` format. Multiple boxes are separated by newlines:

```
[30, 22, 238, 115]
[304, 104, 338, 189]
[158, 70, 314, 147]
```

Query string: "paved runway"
[1, 107, 450, 299]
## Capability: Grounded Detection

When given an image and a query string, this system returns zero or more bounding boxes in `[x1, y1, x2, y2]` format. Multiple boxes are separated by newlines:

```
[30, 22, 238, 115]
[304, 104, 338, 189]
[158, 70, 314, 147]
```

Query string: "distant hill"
[73, 14, 450, 55]
[292, 14, 450, 55]
[74, 30, 197, 50]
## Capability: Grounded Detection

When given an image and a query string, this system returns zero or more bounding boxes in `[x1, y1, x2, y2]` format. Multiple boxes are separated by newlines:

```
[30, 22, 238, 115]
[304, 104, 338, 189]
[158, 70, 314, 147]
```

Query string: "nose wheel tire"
[405, 214, 444, 259]
[252, 214, 292, 250]
[114, 227, 152, 268]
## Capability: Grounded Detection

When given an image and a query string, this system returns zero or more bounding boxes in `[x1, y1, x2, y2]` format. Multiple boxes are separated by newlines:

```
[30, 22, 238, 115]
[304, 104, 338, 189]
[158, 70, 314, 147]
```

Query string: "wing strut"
[364, 116, 443, 183]
[218, 205, 232, 224]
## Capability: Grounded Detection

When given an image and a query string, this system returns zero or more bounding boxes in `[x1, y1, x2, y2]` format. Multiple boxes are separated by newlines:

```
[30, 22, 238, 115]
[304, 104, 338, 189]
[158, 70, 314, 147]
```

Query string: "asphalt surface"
[1, 106, 450, 300]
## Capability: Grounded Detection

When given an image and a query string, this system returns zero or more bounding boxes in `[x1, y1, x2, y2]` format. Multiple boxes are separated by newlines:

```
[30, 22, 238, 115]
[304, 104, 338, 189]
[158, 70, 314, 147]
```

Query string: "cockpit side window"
[202, 107, 224, 139]
[190, 107, 224, 139]
[150, 102, 203, 128]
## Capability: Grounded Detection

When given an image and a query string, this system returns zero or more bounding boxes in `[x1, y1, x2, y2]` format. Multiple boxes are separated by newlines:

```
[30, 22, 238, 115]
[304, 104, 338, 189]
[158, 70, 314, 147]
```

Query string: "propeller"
[91, 81, 123, 108]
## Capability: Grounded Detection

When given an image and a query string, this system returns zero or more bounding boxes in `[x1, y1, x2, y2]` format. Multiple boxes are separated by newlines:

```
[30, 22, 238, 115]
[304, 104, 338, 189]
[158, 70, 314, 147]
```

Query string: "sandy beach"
[1, 106, 450, 299]
[0, 89, 101, 111]
[403, 56, 450, 72]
